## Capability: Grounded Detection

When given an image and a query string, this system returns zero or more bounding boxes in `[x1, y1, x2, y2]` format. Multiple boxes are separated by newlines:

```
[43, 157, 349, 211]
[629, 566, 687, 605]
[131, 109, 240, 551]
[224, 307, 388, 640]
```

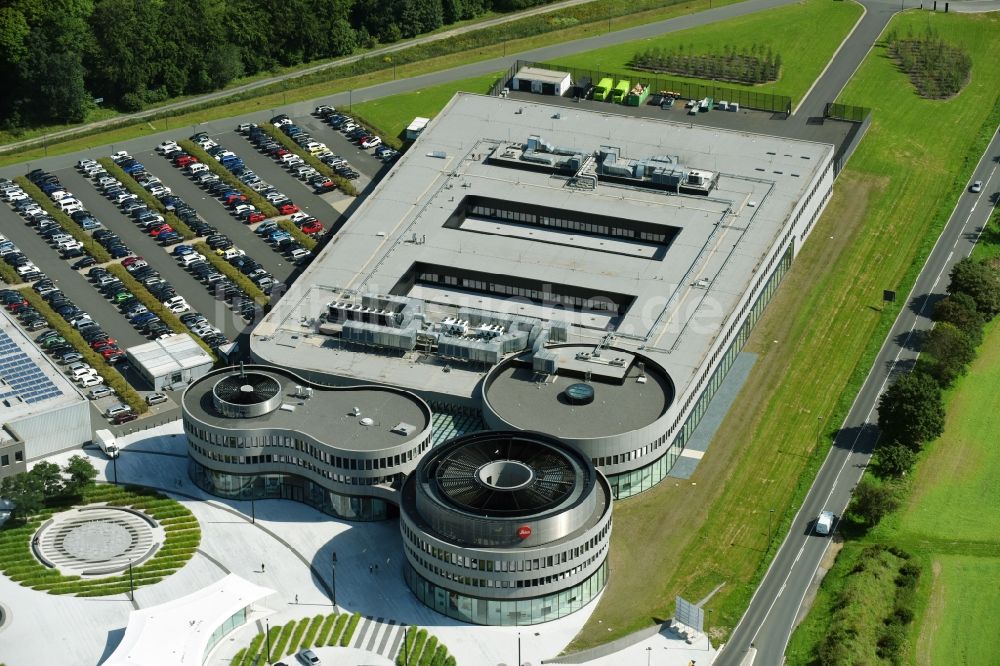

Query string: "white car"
[361, 136, 382, 149]
[815, 511, 835, 536]
[79, 376, 103, 388]
[970, 180, 982, 193]
[188, 163, 209, 174]
[155, 141, 179, 154]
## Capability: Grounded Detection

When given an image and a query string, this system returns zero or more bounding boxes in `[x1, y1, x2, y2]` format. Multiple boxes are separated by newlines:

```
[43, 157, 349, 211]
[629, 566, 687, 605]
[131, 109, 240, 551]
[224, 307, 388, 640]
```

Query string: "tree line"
[0, 456, 97, 522]
[631, 43, 782, 85]
[850, 254, 1000, 530]
[0, 0, 555, 130]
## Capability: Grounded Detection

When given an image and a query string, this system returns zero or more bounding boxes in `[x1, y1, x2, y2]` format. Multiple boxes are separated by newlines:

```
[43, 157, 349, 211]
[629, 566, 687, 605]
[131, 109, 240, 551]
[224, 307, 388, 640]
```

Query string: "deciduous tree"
[877, 371, 944, 450]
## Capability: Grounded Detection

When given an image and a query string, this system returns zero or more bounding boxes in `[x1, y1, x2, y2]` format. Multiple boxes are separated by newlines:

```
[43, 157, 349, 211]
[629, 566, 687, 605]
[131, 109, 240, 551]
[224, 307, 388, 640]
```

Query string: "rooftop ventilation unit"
[212, 369, 283, 418]
[391, 422, 416, 436]
[360, 417, 375, 426]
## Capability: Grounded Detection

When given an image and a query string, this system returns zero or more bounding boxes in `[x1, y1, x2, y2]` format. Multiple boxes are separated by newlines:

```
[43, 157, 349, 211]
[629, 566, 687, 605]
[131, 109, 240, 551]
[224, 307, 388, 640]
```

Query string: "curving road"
[717, 128, 1000, 666]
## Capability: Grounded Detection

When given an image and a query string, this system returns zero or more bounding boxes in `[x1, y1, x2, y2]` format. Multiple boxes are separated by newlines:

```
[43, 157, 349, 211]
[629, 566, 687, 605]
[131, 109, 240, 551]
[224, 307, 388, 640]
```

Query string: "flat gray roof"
[485, 352, 671, 439]
[253, 93, 833, 403]
[127, 334, 213, 377]
[183, 368, 430, 453]
[0, 309, 84, 423]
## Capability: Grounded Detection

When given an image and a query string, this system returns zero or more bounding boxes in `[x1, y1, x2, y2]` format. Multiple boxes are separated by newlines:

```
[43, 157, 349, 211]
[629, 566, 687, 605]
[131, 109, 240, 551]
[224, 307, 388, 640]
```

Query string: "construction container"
[625, 83, 650, 106]
[612, 79, 631, 104]
[593, 77, 614, 101]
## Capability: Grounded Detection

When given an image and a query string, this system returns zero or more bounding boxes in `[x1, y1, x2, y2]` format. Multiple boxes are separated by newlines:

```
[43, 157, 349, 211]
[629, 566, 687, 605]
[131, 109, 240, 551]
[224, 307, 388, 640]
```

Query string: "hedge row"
[256, 123, 358, 197]
[302, 614, 325, 649]
[329, 612, 349, 645]
[105, 263, 218, 361]
[340, 612, 361, 647]
[277, 218, 317, 251]
[316, 613, 337, 646]
[17, 287, 147, 414]
[0, 485, 199, 596]
[271, 621, 296, 660]
[176, 140, 280, 217]
[0, 259, 22, 285]
[96, 158, 197, 240]
[13, 177, 112, 263]
[192, 241, 267, 303]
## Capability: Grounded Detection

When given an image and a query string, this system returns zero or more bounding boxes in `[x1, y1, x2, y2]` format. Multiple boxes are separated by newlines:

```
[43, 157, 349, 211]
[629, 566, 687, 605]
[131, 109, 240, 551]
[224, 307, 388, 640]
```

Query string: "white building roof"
[407, 117, 430, 132]
[126, 334, 213, 378]
[514, 66, 571, 85]
[102, 574, 274, 666]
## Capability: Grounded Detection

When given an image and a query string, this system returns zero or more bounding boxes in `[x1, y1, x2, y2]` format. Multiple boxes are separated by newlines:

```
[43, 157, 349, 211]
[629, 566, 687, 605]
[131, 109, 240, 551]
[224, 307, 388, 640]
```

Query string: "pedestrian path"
[351, 615, 407, 661]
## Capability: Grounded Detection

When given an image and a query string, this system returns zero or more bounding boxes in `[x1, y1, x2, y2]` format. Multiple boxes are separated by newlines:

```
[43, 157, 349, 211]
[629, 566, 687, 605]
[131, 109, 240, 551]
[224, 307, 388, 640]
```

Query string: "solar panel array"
[0, 329, 63, 405]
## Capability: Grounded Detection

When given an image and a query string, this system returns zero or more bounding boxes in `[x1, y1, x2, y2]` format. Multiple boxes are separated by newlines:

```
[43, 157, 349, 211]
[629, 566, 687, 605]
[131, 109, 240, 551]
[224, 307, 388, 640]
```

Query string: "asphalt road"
[717, 129, 1000, 666]
[0, 204, 146, 349]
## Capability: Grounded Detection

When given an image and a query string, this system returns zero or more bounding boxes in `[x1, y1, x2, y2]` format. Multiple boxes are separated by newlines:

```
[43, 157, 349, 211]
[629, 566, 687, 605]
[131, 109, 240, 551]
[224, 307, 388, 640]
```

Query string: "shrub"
[105, 263, 218, 361]
[340, 612, 361, 647]
[329, 613, 349, 645]
[176, 140, 279, 217]
[848, 479, 900, 528]
[97, 158, 196, 240]
[271, 621, 295, 659]
[13, 177, 112, 263]
[277, 218, 318, 251]
[303, 614, 325, 648]
[17, 287, 147, 414]
[287, 618, 309, 655]
[255, 123, 358, 197]
[192, 241, 267, 303]
[410, 629, 427, 663]
[873, 441, 916, 478]
[230, 648, 247, 666]
[0, 260, 22, 285]
[419, 636, 438, 666]
[317, 613, 336, 646]
[876, 622, 906, 662]
[430, 644, 449, 666]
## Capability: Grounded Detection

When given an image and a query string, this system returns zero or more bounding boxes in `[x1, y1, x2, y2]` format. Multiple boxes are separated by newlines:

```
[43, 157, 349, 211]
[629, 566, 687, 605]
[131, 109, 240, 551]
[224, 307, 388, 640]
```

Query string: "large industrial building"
[0, 310, 90, 480]
[250, 92, 835, 499]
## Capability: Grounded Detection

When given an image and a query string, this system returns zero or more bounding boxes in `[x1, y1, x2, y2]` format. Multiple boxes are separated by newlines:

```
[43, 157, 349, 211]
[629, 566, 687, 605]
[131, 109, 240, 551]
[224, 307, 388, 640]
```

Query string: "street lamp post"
[767, 508, 775, 545]
[127, 557, 135, 602]
[518, 631, 522, 666]
[331, 551, 338, 608]
[402, 626, 409, 665]
[112, 452, 118, 486]
[646, 645, 652, 665]
[265, 619, 272, 665]
[250, 479, 256, 524]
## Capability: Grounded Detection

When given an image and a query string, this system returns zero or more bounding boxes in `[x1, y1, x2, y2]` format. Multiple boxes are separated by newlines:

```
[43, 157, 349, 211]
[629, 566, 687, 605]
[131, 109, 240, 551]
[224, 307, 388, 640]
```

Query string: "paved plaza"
[0, 423, 718, 665]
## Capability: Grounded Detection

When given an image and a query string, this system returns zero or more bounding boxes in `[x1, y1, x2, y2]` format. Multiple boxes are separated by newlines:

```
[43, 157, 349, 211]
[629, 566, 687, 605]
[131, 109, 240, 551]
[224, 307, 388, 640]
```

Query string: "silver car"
[296, 649, 320, 665]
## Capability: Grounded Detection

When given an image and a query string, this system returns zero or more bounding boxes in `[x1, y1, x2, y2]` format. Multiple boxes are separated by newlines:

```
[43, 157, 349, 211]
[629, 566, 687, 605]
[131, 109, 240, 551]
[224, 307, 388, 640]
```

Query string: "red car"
[224, 193, 247, 205]
[278, 203, 299, 215]
[5, 299, 27, 311]
[300, 221, 323, 235]
[112, 410, 137, 424]
[149, 225, 174, 237]
[100, 346, 123, 359]
[275, 148, 290, 157]
[121, 256, 143, 267]
[174, 155, 197, 167]
[247, 212, 266, 224]
[91, 338, 116, 350]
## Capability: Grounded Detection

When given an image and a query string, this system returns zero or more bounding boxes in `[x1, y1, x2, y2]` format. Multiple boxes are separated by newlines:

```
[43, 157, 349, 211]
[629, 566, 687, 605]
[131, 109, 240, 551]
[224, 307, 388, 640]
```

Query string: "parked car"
[145, 392, 168, 405]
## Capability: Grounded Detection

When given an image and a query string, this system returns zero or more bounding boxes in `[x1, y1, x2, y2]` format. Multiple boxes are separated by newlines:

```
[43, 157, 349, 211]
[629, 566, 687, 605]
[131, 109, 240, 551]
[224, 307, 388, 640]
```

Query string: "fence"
[832, 110, 873, 176]
[500, 60, 793, 115]
[824, 102, 871, 123]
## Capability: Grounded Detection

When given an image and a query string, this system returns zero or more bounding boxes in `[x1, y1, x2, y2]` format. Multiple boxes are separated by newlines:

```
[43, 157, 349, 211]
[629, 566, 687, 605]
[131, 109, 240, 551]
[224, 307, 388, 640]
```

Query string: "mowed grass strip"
[350, 73, 501, 145]
[567, 9, 1000, 650]
[548, 0, 863, 102]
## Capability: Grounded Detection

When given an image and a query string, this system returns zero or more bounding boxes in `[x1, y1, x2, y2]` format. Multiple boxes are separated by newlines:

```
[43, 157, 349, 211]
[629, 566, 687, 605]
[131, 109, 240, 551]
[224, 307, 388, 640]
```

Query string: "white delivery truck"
[815, 510, 835, 536]
[94, 429, 119, 459]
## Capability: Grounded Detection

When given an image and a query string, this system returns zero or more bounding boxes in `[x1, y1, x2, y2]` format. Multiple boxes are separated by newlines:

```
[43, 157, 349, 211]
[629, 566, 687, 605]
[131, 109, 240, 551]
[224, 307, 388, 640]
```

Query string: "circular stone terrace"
[483, 345, 673, 439]
[33, 506, 164, 577]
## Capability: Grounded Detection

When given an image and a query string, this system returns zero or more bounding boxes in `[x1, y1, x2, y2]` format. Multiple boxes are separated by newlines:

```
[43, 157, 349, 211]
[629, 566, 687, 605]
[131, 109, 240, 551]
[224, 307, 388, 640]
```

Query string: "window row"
[417, 272, 615, 312]
[401, 519, 610, 573]
[406, 544, 605, 590]
[468, 205, 668, 243]
[184, 422, 429, 472]
[188, 442, 399, 487]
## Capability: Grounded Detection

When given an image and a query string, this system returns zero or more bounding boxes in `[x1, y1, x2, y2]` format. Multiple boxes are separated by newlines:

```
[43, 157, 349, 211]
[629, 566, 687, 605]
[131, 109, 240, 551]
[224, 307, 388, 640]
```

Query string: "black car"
[71, 256, 98, 270]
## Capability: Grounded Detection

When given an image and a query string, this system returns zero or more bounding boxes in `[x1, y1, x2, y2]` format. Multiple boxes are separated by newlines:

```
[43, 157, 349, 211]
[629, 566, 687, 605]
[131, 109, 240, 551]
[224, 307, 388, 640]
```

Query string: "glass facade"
[204, 606, 247, 662]
[607, 243, 795, 499]
[189, 459, 393, 521]
[403, 558, 608, 626]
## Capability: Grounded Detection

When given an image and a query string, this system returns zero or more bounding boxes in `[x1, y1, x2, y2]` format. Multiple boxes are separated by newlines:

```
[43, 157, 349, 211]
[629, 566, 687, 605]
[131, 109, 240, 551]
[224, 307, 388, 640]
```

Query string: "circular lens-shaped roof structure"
[212, 370, 282, 418]
[564, 382, 595, 405]
[432, 433, 579, 516]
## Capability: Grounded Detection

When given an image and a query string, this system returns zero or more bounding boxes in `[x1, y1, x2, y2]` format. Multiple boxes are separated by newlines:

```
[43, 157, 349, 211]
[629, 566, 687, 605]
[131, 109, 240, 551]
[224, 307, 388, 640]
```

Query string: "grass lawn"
[915, 555, 1000, 666]
[548, 0, 863, 103]
[351, 73, 502, 143]
[567, 9, 1000, 652]
[0, 0, 743, 167]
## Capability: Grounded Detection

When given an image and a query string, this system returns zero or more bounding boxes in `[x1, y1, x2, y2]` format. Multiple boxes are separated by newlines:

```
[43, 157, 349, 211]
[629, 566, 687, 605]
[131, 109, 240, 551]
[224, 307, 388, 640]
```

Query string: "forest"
[0, 0, 555, 130]
[886, 27, 971, 99]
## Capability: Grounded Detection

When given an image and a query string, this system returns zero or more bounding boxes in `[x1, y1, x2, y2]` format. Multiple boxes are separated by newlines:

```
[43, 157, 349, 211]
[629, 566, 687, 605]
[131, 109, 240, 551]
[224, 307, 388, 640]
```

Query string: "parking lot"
[290, 113, 387, 182]
[52, 166, 242, 338]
